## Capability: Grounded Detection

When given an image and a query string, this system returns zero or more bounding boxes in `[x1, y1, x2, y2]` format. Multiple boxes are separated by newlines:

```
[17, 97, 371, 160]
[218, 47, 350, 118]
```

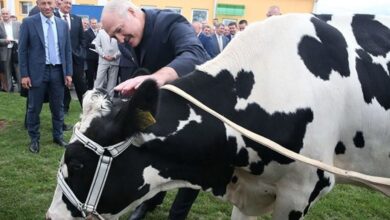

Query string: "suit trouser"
[86, 59, 98, 90]
[27, 65, 64, 142]
[3, 48, 20, 92]
[64, 62, 87, 111]
[141, 189, 199, 220]
[94, 64, 119, 92]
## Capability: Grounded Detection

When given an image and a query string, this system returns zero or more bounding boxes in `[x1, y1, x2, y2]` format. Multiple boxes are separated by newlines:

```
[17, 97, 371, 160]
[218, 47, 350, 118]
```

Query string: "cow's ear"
[128, 79, 159, 130]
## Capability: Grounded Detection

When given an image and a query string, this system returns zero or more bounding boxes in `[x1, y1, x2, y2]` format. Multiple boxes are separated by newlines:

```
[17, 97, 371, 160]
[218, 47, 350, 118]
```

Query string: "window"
[192, 9, 208, 22]
[21, 2, 33, 15]
[222, 18, 237, 26]
[166, 7, 182, 14]
[216, 4, 245, 16]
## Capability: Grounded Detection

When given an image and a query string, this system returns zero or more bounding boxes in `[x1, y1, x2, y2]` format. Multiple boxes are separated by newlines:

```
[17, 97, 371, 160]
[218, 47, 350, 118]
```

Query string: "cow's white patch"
[46, 185, 76, 220]
[235, 97, 249, 111]
[177, 107, 202, 130]
[78, 89, 112, 133]
[139, 166, 171, 190]
[225, 125, 261, 164]
[135, 106, 202, 147]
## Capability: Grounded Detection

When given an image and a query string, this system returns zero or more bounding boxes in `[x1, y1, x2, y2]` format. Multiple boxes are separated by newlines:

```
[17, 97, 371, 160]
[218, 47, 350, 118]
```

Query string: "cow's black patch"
[303, 169, 331, 215]
[235, 70, 255, 99]
[352, 15, 390, 56]
[298, 17, 350, 80]
[289, 211, 303, 220]
[353, 131, 365, 148]
[335, 141, 346, 155]
[313, 14, 332, 22]
[250, 161, 265, 175]
[174, 69, 314, 176]
[355, 49, 390, 110]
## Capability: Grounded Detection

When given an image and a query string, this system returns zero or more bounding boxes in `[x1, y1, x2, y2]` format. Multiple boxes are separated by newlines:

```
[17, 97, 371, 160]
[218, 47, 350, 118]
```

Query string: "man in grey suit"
[0, 8, 21, 92]
[19, 0, 73, 153]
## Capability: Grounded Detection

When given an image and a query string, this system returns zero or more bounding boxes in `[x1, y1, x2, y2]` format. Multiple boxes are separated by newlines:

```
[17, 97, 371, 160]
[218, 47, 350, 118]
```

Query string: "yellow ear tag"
[136, 109, 156, 130]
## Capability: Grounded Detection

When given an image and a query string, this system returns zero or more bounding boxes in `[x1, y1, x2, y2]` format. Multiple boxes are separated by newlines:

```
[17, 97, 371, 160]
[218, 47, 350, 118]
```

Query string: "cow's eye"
[69, 160, 84, 171]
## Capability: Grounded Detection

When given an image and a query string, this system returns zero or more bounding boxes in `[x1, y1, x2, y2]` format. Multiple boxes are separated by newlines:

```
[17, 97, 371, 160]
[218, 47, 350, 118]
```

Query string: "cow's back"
[197, 14, 390, 178]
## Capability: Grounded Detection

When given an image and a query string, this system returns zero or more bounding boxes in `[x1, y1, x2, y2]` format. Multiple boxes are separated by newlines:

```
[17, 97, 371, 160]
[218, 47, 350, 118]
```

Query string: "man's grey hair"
[102, 0, 140, 18]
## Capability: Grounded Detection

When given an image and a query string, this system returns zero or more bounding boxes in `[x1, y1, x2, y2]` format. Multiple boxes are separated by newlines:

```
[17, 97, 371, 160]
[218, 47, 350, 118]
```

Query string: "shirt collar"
[59, 11, 69, 18]
[40, 13, 55, 23]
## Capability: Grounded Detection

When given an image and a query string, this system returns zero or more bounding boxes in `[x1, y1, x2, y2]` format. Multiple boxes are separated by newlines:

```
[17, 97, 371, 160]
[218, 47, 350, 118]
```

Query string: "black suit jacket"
[134, 9, 209, 76]
[84, 28, 98, 61]
[55, 11, 85, 66]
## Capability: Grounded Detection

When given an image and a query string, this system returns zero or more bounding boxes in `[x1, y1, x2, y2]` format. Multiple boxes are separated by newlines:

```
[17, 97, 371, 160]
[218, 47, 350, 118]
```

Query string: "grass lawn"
[0, 92, 389, 220]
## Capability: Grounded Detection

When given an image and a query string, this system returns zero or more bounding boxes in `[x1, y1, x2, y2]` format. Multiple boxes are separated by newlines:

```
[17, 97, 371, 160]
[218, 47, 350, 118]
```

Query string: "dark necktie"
[46, 19, 57, 64]
[63, 14, 70, 30]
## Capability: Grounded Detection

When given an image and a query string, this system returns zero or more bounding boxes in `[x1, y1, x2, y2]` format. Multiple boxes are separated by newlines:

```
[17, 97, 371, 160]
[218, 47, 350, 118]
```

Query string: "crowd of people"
[0, 1, 281, 219]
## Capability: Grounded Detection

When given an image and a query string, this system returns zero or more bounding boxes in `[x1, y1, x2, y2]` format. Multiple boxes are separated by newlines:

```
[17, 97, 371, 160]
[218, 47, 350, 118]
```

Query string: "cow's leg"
[272, 168, 335, 220]
[231, 206, 257, 220]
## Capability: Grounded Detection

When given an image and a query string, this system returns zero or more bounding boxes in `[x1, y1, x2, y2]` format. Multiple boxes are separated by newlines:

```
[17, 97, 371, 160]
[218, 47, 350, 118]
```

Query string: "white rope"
[161, 84, 390, 196]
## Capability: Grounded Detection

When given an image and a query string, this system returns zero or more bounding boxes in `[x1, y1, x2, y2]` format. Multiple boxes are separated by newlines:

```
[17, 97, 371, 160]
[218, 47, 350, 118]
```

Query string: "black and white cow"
[47, 14, 390, 220]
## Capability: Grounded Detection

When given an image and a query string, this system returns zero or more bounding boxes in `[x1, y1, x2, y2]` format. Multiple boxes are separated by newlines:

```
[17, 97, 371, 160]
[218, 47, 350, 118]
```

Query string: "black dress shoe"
[53, 138, 67, 147]
[29, 141, 39, 153]
[128, 203, 155, 220]
[63, 123, 73, 131]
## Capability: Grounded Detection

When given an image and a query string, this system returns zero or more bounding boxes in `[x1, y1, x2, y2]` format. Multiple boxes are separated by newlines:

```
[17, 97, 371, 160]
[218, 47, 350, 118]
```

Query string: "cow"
[47, 13, 390, 220]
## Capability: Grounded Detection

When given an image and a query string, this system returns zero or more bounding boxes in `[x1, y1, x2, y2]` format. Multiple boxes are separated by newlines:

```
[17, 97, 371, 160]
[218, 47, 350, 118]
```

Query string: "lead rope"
[161, 84, 390, 196]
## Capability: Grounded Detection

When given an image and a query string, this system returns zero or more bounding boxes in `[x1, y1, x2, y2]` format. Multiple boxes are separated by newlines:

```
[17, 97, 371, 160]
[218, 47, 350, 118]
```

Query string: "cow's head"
[47, 80, 165, 219]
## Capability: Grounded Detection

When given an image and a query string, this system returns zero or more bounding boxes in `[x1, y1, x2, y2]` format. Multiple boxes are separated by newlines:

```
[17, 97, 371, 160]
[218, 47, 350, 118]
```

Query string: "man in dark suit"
[226, 22, 237, 41]
[56, 0, 87, 111]
[203, 23, 229, 58]
[19, 0, 73, 153]
[101, 0, 210, 219]
[84, 18, 99, 89]
[117, 42, 137, 83]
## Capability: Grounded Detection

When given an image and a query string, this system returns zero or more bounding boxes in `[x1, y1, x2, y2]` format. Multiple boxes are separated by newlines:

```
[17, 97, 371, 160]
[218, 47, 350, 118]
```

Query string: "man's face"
[216, 25, 224, 35]
[1, 9, 10, 22]
[90, 19, 98, 30]
[37, 0, 55, 17]
[228, 25, 237, 35]
[102, 9, 144, 47]
[238, 23, 246, 31]
[59, 0, 72, 14]
[203, 27, 211, 36]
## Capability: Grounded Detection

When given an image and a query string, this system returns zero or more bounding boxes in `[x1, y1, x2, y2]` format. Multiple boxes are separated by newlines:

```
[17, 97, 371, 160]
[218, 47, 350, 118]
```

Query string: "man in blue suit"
[203, 23, 229, 58]
[101, 0, 210, 219]
[19, 0, 73, 153]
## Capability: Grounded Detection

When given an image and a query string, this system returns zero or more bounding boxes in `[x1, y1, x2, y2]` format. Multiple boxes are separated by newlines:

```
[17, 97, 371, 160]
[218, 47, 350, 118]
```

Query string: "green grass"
[0, 92, 389, 220]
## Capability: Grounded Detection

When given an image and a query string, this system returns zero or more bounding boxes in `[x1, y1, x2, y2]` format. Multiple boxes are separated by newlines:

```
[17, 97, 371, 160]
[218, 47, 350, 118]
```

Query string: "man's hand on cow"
[21, 77, 32, 89]
[65, 76, 72, 88]
[114, 67, 178, 96]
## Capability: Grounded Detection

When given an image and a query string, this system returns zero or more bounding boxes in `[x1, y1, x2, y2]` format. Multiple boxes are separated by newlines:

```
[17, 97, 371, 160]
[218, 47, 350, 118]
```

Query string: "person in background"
[266, 5, 282, 17]
[19, 0, 73, 152]
[0, 8, 21, 92]
[203, 23, 229, 58]
[81, 17, 89, 31]
[101, 0, 210, 219]
[202, 24, 212, 36]
[226, 21, 237, 41]
[238, 19, 248, 31]
[191, 21, 209, 48]
[56, 0, 87, 116]
[84, 17, 99, 89]
[93, 29, 121, 92]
